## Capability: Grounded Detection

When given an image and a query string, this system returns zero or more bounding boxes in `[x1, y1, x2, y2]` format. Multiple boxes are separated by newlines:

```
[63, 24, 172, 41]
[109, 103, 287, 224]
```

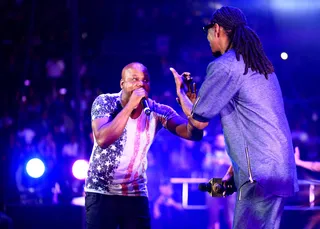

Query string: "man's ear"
[215, 24, 220, 38]
[120, 79, 124, 89]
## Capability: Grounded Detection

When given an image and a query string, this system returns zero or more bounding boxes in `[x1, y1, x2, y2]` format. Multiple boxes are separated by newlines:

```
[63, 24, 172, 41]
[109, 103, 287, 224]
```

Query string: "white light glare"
[281, 52, 288, 60]
[72, 160, 89, 180]
[26, 158, 45, 178]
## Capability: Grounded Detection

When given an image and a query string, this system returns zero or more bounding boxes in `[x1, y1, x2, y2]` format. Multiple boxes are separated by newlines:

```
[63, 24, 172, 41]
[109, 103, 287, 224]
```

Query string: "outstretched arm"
[170, 67, 209, 130]
[295, 146, 320, 172]
[166, 116, 203, 141]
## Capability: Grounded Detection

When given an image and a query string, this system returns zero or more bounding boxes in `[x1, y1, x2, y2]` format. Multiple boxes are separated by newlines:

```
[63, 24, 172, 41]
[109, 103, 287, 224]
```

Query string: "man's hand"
[170, 68, 192, 95]
[127, 88, 147, 110]
[222, 166, 236, 197]
[183, 72, 197, 104]
[170, 67, 185, 95]
[186, 81, 197, 104]
[170, 67, 197, 105]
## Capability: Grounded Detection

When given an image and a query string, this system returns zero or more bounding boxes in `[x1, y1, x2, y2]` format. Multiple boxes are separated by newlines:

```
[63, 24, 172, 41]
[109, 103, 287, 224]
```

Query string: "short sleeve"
[91, 94, 112, 121]
[192, 61, 243, 122]
[152, 100, 180, 129]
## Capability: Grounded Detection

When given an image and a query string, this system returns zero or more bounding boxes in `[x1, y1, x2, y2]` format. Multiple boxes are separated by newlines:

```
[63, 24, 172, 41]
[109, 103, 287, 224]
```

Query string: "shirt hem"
[84, 188, 148, 197]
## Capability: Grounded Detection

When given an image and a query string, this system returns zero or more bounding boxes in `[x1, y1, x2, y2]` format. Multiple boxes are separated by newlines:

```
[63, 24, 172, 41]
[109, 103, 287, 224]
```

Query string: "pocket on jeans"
[239, 182, 265, 201]
[239, 181, 264, 200]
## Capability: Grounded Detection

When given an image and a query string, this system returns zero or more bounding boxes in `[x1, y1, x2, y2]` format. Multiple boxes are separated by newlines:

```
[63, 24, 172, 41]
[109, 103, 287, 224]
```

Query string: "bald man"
[84, 62, 202, 229]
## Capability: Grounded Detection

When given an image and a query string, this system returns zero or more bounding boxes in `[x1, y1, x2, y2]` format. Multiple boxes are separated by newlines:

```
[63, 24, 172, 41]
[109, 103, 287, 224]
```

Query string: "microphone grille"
[212, 183, 224, 194]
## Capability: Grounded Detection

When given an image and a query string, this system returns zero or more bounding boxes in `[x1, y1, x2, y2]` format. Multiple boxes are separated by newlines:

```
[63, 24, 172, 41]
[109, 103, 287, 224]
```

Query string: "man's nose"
[133, 82, 142, 89]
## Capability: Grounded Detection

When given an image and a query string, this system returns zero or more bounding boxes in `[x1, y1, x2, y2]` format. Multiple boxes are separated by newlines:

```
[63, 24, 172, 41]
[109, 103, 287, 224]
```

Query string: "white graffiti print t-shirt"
[85, 92, 179, 197]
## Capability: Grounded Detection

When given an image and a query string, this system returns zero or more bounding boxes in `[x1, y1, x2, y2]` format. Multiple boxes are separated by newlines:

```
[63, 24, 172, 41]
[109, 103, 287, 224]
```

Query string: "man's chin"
[212, 51, 222, 58]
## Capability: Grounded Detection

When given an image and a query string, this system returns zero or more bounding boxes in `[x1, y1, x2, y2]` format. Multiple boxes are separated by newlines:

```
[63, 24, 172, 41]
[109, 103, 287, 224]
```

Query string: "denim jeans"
[85, 192, 150, 229]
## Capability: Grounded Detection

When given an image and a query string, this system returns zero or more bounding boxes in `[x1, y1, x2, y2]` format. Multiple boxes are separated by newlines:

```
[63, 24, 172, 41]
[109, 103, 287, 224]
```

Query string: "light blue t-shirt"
[192, 50, 298, 196]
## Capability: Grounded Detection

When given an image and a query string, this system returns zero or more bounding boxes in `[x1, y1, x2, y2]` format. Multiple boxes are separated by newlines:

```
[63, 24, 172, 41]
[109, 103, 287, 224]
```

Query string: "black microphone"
[183, 73, 194, 93]
[141, 98, 151, 116]
[198, 178, 236, 197]
[198, 178, 225, 197]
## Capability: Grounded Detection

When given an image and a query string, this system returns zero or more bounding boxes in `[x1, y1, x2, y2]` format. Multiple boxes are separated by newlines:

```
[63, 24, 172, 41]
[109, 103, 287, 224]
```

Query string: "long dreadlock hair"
[211, 6, 274, 79]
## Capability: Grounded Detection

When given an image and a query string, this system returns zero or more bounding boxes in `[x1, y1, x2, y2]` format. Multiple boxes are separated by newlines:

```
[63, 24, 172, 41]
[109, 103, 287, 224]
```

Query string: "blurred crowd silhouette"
[0, 1, 320, 229]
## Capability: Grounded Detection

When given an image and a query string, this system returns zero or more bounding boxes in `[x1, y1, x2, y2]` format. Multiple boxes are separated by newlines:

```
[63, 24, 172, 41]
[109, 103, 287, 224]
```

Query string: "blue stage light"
[26, 158, 45, 178]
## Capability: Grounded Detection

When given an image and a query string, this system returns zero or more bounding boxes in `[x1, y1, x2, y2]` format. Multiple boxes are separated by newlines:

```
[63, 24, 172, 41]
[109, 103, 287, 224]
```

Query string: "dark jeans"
[85, 192, 151, 229]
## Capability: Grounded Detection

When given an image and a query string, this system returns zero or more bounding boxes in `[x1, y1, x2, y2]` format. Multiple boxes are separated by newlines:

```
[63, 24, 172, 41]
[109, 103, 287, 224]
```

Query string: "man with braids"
[85, 62, 203, 229]
[170, 6, 298, 229]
